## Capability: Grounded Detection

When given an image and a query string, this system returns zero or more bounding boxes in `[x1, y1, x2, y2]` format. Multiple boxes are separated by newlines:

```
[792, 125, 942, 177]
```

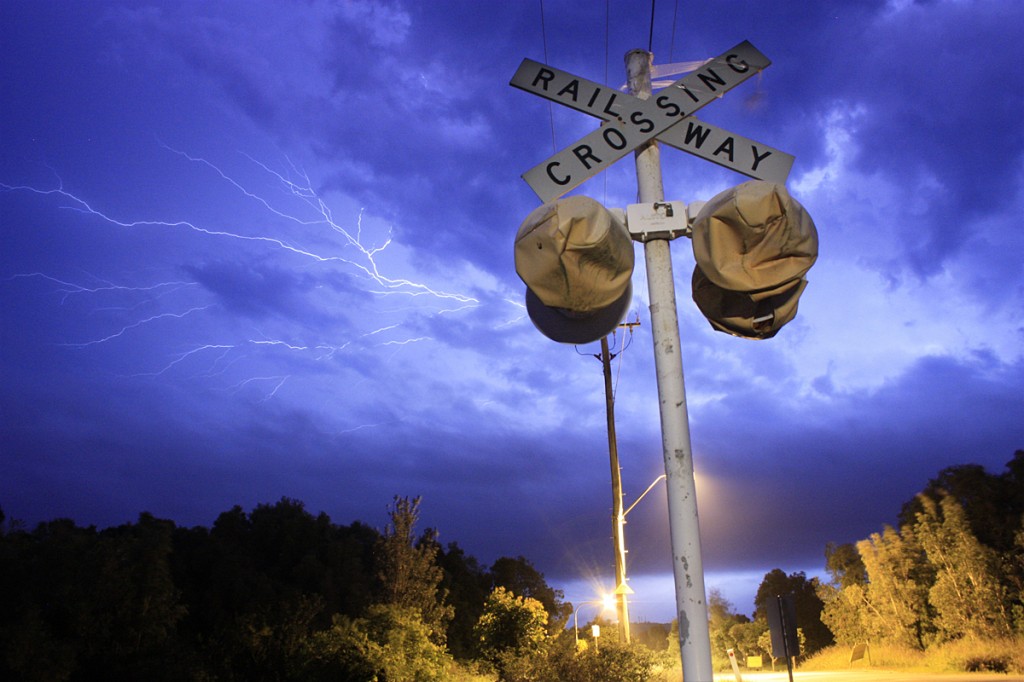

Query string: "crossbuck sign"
[511, 40, 792, 202]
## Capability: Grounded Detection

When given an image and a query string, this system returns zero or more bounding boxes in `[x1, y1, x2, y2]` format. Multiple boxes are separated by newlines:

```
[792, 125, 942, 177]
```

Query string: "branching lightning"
[5, 272, 196, 306]
[2, 147, 483, 407]
[60, 306, 212, 347]
[160, 146, 478, 305]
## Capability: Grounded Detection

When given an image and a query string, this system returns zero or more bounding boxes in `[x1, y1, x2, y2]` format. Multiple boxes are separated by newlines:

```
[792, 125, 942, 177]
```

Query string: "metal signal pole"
[626, 49, 714, 680]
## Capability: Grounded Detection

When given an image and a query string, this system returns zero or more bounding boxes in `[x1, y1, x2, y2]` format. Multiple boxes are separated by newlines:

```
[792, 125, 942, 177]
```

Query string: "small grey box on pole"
[626, 49, 714, 681]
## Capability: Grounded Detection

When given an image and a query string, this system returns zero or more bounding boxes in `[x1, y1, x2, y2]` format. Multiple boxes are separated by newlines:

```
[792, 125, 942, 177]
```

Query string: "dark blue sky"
[2, 0, 1022, 621]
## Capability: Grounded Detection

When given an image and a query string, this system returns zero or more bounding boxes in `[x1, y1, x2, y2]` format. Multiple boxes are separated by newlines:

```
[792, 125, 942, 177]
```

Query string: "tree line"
[0, 495, 611, 681]
[820, 449, 1024, 648]
[702, 450, 1024, 670]
[2, 450, 1021, 680]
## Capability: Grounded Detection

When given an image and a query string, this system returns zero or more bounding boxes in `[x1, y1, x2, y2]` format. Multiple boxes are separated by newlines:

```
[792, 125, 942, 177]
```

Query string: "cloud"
[3, 0, 1022, 629]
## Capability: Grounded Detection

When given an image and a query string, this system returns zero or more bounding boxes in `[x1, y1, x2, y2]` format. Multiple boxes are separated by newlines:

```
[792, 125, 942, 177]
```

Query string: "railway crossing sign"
[511, 40, 792, 202]
[509, 42, 814, 682]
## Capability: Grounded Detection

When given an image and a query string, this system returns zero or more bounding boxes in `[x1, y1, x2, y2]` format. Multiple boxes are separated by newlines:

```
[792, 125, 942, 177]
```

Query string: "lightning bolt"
[2, 146, 487, 410]
[60, 306, 212, 347]
[4, 272, 196, 306]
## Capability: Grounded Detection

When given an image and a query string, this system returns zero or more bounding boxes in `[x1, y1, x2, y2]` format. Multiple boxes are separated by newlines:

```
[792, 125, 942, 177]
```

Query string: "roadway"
[709, 671, 1024, 682]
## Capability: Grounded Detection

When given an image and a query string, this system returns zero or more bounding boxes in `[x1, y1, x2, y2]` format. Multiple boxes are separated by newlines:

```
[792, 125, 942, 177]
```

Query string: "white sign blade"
[658, 119, 794, 184]
[521, 41, 771, 202]
[511, 58, 793, 184]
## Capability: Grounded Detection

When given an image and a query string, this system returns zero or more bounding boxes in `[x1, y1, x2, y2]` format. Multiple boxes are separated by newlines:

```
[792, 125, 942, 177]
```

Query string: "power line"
[604, 0, 610, 204]
[648, 0, 656, 52]
[539, 0, 557, 153]
[669, 0, 680, 61]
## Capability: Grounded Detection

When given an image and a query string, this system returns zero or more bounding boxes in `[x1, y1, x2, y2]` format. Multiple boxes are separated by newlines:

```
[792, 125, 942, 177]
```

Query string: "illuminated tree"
[729, 620, 768, 661]
[825, 542, 867, 588]
[820, 542, 870, 645]
[376, 496, 454, 644]
[490, 555, 571, 632]
[913, 493, 1011, 640]
[306, 605, 451, 682]
[856, 525, 934, 649]
[707, 588, 751, 668]
[819, 581, 870, 646]
[474, 586, 548, 665]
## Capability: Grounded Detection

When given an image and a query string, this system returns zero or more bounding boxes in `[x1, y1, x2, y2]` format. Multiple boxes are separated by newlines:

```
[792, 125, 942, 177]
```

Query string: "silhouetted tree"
[0, 514, 191, 681]
[438, 541, 490, 659]
[375, 496, 453, 644]
[490, 555, 571, 633]
[754, 569, 833, 655]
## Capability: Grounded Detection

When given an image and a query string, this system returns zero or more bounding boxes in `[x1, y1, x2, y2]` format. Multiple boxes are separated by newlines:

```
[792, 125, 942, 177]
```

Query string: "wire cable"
[539, 0, 557, 153]
[603, 0, 610, 205]
[648, 0, 656, 53]
[669, 0, 680, 61]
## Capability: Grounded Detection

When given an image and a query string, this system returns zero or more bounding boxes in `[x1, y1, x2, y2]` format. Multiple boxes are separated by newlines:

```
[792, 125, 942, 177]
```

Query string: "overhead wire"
[648, 0, 656, 52]
[669, 0, 680, 61]
[539, 0, 557, 153]
[603, 0, 610, 206]
[536, 0, 658, 386]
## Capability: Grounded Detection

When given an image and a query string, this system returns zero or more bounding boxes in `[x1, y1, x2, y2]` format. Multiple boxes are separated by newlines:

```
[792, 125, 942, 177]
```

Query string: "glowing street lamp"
[611, 472, 667, 643]
[573, 595, 614, 647]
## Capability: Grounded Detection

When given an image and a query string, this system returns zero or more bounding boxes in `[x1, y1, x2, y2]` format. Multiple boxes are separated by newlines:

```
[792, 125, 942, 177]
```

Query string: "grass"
[799, 636, 1024, 675]
[445, 637, 1024, 680]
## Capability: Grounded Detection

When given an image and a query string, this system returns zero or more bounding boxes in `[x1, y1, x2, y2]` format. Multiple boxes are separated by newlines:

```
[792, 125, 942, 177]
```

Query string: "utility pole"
[626, 49, 714, 680]
[598, 322, 640, 645]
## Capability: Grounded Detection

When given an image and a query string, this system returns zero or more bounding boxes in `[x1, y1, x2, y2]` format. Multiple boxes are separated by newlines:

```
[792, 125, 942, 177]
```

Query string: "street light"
[573, 595, 614, 647]
[623, 473, 666, 518]
[611, 472, 667, 643]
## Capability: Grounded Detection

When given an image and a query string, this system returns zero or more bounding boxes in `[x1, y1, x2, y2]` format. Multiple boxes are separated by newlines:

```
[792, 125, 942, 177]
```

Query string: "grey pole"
[626, 49, 714, 681]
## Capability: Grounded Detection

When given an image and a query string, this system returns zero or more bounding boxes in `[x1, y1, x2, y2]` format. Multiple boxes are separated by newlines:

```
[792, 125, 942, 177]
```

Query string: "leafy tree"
[171, 499, 383, 679]
[234, 594, 325, 680]
[305, 605, 451, 682]
[820, 542, 871, 645]
[474, 586, 549, 666]
[490, 555, 570, 632]
[0, 519, 96, 681]
[757, 626, 804, 665]
[856, 525, 935, 649]
[0, 514, 191, 681]
[87, 513, 188, 678]
[567, 639, 656, 682]
[729, 620, 768, 662]
[825, 542, 867, 589]
[706, 589, 751, 669]
[438, 541, 490, 659]
[375, 496, 454, 644]
[492, 626, 658, 682]
[361, 604, 453, 682]
[753, 569, 833, 655]
[304, 613, 378, 682]
[900, 452, 1024, 596]
[819, 451, 1024, 649]
[900, 463, 1003, 549]
[818, 579, 870, 646]
[913, 492, 1011, 639]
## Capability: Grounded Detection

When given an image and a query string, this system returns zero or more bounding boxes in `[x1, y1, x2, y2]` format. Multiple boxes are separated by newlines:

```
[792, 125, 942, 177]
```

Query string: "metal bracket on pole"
[618, 201, 709, 242]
